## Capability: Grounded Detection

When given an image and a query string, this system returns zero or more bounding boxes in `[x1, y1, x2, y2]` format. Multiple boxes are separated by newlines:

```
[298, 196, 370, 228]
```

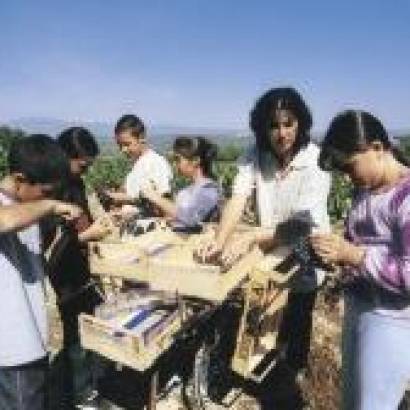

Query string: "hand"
[140, 186, 159, 202]
[310, 233, 365, 266]
[51, 201, 83, 221]
[220, 236, 255, 268]
[194, 239, 223, 264]
[87, 216, 114, 240]
[104, 190, 129, 204]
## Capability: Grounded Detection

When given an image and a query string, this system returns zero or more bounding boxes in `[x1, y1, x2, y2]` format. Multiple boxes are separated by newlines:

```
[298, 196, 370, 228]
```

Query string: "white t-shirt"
[0, 192, 48, 366]
[233, 142, 330, 232]
[232, 142, 331, 290]
[125, 148, 172, 198]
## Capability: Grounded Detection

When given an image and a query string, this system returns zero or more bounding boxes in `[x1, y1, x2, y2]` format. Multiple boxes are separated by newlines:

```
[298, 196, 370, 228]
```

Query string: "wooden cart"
[80, 224, 297, 407]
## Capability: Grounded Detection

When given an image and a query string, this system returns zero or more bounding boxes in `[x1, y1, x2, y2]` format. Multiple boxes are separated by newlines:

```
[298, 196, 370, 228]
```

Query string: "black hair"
[250, 87, 312, 156]
[114, 114, 145, 139]
[8, 134, 70, 184]
[319, 110, 409, 172]
[173, 136, 217, 178]
[57, 127, 99, 159]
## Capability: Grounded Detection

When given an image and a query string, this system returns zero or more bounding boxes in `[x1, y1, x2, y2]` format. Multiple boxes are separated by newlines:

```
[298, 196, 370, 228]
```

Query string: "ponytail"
[173, 136, 217, 178]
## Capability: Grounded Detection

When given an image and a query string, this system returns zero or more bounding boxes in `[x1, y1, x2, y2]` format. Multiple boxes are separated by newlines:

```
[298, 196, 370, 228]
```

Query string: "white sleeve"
[232, 145, 256, 198]
[292, 166, 331, 232]
[125, 168, 140, 198]
[152, 157, 172, 195]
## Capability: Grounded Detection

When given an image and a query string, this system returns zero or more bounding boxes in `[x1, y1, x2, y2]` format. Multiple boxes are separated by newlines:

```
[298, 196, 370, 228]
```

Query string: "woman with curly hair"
[199, 87, 331, 382]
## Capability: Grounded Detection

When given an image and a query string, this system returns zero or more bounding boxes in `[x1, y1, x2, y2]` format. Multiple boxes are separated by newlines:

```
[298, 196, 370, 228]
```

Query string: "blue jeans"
[343, 293, 410, 410]
[0, 357, 47, 410]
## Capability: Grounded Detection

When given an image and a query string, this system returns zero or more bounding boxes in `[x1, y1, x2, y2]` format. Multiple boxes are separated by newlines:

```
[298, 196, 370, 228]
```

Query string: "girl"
[311, 110, 410, 409]
[141, 136, 220, 229]
[43, 127, 111, 408]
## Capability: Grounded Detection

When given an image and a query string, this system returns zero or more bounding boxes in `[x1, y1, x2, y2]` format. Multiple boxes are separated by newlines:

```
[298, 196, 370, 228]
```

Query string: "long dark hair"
[319, 110, 409, 172]
[250, 87, 312, 156]
[173, 136, 217, 178]
[58, 127, 99, 159]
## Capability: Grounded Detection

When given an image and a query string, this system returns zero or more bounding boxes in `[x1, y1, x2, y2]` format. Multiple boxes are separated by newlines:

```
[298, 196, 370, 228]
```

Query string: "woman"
[199, 87, 331, 379]
[312, 110, 410, 409]
[141, 136, 220, 229]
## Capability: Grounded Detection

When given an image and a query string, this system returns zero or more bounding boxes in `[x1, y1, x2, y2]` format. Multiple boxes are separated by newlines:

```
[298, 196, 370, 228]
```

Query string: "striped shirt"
[346, 175, 410, 318]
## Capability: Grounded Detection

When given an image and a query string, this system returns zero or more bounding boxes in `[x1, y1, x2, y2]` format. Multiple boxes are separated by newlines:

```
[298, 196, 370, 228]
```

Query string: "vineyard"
[0, 125, 358, 223]
[2, 125, 410, 408]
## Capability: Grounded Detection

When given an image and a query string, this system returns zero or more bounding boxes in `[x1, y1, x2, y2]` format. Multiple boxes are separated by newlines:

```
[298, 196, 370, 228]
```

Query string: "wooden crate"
[88, 227, 266, 302]
[231, 255, 297, 382]
[79, 304, 182, 372]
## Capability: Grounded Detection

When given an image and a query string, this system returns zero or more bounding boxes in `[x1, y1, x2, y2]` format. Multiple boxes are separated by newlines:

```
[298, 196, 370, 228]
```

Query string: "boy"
[0, 134, 82, 409]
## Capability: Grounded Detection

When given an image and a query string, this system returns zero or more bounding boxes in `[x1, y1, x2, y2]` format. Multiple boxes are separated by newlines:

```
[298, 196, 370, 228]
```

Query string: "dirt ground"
[47, 278, 344, 410]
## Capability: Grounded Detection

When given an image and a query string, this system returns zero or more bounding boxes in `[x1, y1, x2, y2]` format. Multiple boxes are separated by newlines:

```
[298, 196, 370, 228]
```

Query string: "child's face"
[69, 156, 94, 177]
[342, 146, 385, 189]
[14, 175, 56, 201]
[174, 153, 197, 179]
[268, 109, 299, 160]
[115, 130, 145, 160]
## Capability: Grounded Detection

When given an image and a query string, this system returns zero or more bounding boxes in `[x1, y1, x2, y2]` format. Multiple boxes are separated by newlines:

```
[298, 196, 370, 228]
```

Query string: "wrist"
[43, 199, 57, 215]
[345, 243, 365, 266]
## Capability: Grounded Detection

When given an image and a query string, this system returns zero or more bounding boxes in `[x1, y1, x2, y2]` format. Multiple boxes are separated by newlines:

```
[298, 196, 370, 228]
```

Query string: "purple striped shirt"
[347, 175, 410, 295]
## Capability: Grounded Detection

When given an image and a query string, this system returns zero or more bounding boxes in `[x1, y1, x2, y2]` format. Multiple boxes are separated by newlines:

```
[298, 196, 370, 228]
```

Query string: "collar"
[290, 143, 319, 169]
[195, 177, 217, 188]
[261, 143, 319, 172]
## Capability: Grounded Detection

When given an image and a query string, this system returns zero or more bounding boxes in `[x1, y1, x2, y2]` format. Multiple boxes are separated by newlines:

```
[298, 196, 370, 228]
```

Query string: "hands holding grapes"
[310, 233, 365, 267]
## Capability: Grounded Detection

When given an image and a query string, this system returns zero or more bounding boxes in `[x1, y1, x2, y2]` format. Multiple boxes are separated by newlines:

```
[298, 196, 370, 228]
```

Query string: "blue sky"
[1, 0, 409, 131]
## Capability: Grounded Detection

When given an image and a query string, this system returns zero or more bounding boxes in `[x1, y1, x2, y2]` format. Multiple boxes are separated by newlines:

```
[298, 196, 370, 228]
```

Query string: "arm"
[215, 194, 248, 248]
[310, 194, 410, 295]
[140, 187, 177, 218]
[359, 194, 410, 294]
[78, 216, 114, 242]
[0, 200, 82, 234]
[105, 190, 136, 206]
[216, 146, 257, 248]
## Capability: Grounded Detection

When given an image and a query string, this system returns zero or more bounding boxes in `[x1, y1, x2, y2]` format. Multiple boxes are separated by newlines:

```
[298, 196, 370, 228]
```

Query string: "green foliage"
[83, 152, 353, 224]
[217, 143, 244, 162]
[84, 154, 131, 191]
[214, 161, 238, 197]
[399, 135, 410, 158]
[328, 173, 353, 224]
[0, 126, 25, 177]
[0, 129, 354, 224]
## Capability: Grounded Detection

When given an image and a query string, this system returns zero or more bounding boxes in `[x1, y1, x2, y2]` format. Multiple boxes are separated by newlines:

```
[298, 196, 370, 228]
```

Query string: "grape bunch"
[292, 237, 332, 271]
[95, 188, 114, 211]
[119, 215, 156, 237]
